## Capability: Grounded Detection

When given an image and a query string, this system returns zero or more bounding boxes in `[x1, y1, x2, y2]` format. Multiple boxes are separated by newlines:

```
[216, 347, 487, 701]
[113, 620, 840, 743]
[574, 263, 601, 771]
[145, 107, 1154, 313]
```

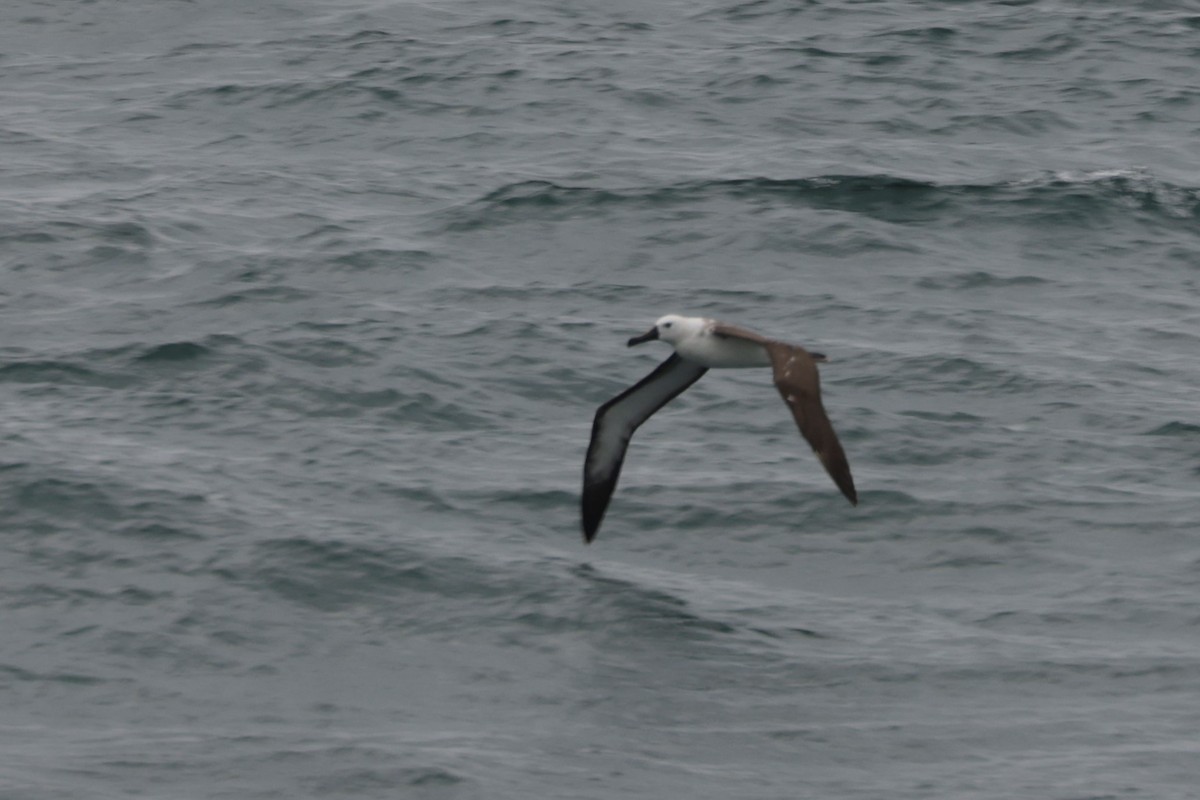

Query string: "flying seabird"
[582, 314, 857, 543]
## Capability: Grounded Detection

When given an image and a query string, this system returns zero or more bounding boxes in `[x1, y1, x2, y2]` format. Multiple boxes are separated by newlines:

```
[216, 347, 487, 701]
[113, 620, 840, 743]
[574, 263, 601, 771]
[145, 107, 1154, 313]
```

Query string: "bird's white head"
[627, 314, 705, 348]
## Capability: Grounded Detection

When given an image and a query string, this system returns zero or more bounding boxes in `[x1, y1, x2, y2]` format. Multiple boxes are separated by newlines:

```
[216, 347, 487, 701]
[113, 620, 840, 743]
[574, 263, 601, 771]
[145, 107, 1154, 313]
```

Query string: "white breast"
[675, 331, 771, 369]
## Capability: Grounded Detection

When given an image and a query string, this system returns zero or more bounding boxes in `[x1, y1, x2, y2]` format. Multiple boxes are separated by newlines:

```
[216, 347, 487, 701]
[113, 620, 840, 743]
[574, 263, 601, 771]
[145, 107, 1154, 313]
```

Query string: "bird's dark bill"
[627, 327, 659, 347]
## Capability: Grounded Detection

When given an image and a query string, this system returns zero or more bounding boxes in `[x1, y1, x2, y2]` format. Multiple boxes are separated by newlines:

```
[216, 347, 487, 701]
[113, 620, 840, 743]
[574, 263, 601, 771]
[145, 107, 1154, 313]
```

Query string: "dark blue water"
[2, 2, 1199, 798]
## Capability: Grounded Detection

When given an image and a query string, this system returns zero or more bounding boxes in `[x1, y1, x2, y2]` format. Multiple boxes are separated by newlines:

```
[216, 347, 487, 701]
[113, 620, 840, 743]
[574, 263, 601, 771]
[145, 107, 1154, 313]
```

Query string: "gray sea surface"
[2, 1, 1199, 798]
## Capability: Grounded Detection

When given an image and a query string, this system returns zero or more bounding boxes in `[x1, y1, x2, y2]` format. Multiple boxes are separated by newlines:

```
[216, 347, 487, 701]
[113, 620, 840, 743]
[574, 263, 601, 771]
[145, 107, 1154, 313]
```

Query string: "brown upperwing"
[712, 322, 857, 505]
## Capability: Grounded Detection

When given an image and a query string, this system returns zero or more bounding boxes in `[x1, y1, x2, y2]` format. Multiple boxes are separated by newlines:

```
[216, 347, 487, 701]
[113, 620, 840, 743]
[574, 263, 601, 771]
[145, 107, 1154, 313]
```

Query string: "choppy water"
[2, 1, 1199, 798]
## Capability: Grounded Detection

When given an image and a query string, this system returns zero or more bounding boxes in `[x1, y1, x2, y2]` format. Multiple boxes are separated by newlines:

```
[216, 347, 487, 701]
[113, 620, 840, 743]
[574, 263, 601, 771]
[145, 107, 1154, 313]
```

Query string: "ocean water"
[2, 1, 1199, 798]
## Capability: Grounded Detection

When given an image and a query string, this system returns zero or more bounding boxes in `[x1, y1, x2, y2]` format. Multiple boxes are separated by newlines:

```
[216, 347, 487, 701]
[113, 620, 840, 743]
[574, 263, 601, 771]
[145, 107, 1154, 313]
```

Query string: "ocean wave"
[915, 272, 1050, 291]
[0, 663, 108, 686]
[1009, 168, 1200, 220]
[840, 353, 1049, 395]
[1145, 421, 1200, 437]
[441, 170, 1200, 232]
[190, 285, 316, 308]
[0, 219, 156, 265]
[163, 78, 468, 117]
[0, 360, 135, 390]
[135, 341, 213, 363]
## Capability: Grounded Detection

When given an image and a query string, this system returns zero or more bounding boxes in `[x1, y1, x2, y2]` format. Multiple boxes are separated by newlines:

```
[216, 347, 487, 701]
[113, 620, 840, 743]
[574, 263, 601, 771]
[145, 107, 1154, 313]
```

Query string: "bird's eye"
[663, 322, 673, 328]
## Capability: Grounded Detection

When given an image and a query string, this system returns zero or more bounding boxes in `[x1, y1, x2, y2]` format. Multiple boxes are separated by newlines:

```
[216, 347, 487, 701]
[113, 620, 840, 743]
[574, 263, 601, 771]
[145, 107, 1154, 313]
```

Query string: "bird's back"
[675, 325, 772, 368]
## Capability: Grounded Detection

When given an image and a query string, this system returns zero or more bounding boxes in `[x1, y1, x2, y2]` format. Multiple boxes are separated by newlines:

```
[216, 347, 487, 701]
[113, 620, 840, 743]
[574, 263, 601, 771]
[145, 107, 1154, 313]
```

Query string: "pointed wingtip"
[582, 494, 604, 543]
[834, 475, 858, 507]
[581, 492, 604, 543]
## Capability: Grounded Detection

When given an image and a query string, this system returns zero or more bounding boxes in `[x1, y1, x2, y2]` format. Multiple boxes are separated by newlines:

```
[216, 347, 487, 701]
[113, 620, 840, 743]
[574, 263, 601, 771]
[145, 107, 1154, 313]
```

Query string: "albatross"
[582, 314, 857, 543]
